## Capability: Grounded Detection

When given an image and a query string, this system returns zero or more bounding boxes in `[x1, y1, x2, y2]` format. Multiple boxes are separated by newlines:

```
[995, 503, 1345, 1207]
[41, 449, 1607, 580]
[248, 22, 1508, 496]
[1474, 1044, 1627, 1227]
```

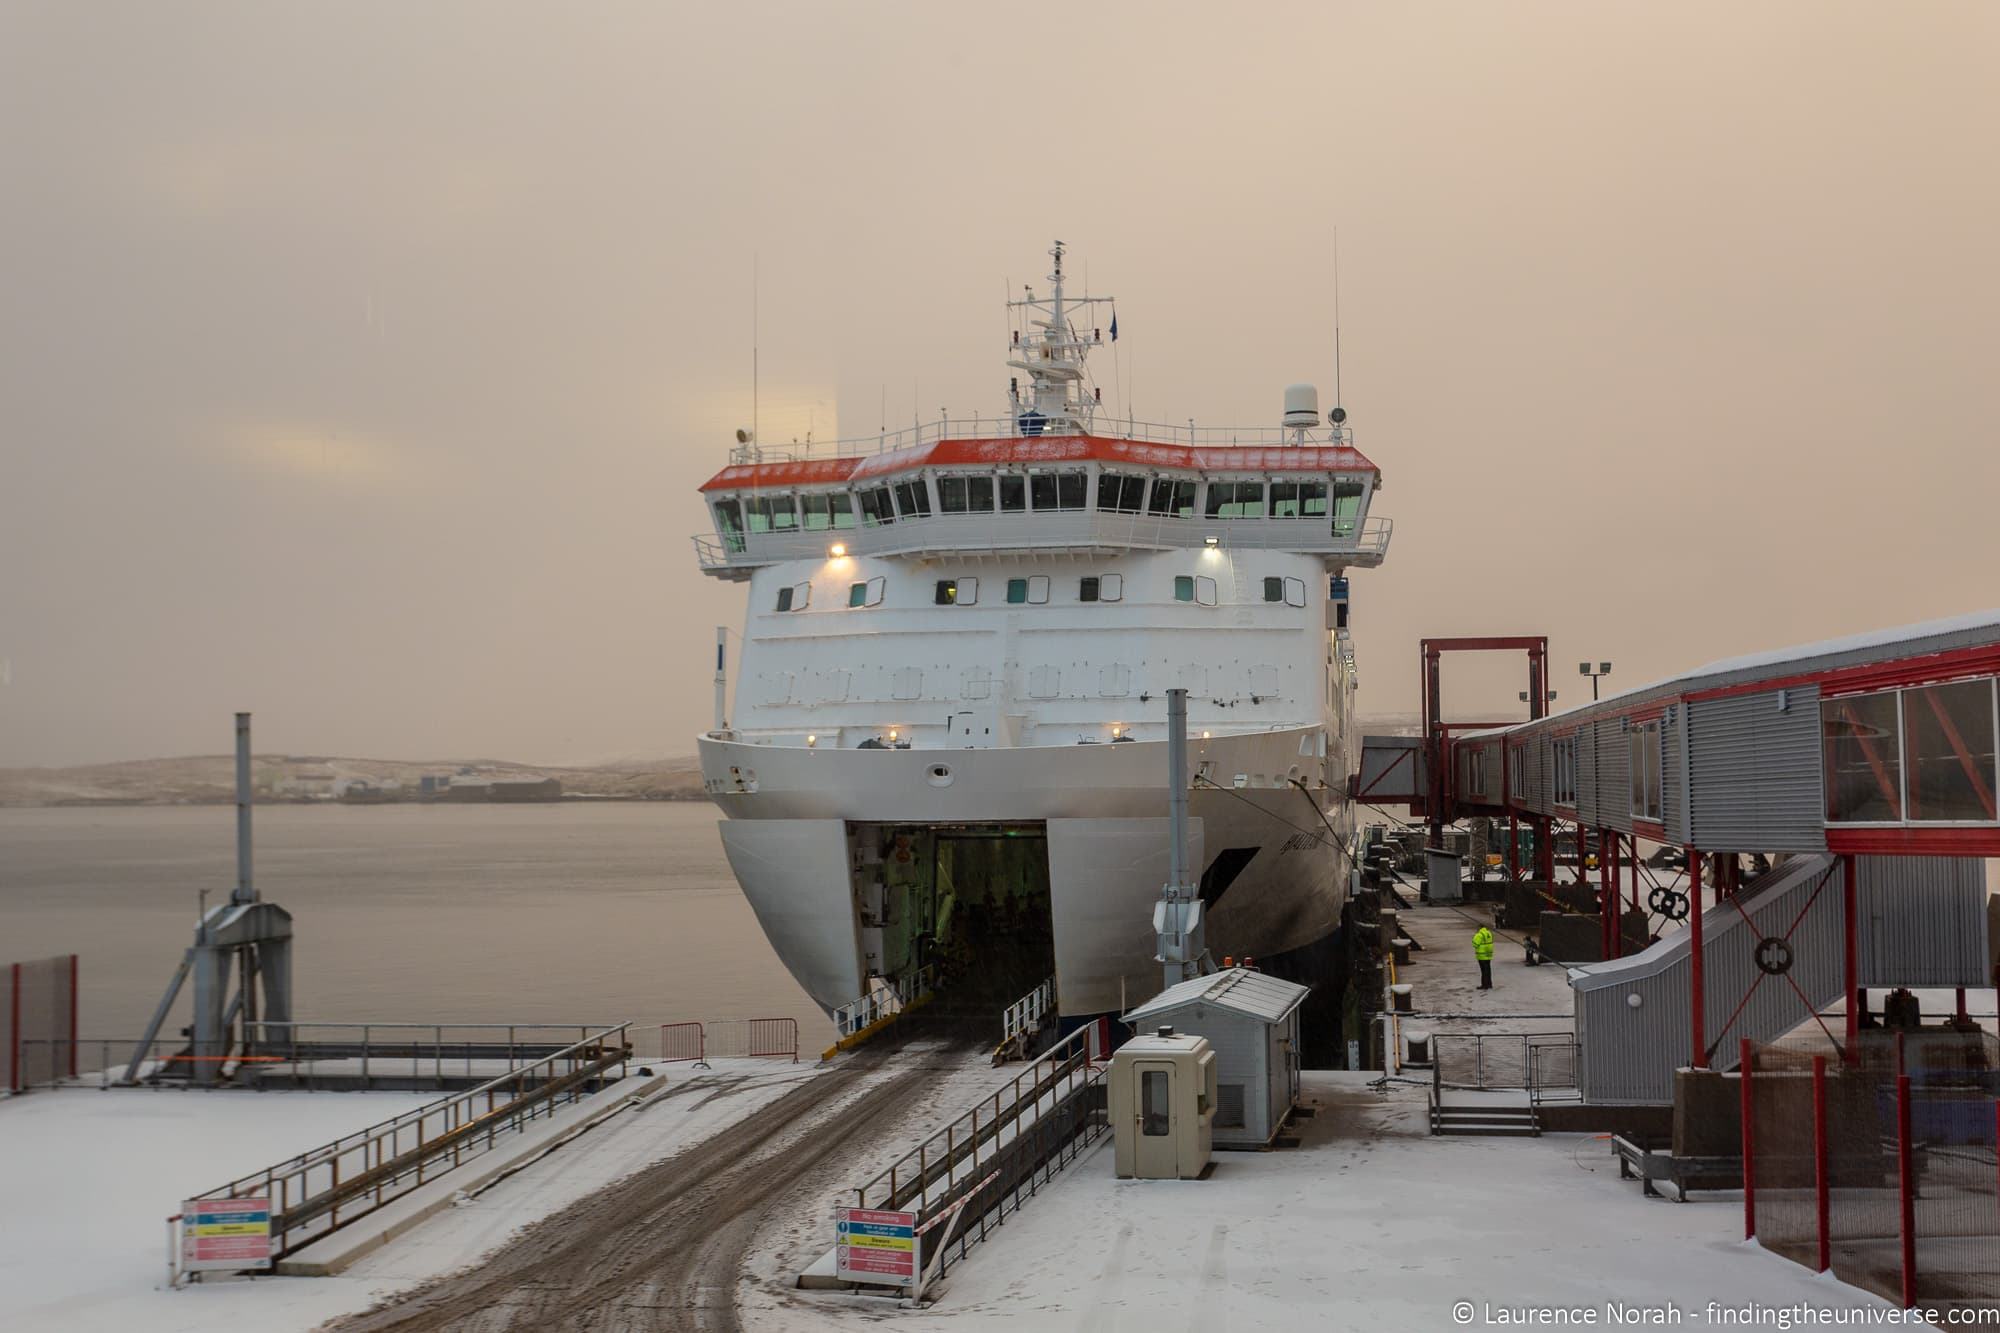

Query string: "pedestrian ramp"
[1571, 855, 1988, 1106]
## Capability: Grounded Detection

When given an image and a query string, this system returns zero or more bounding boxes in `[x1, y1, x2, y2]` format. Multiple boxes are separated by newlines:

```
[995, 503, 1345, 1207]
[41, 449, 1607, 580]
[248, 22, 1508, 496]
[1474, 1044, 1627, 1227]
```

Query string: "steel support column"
[1843, 853, 1859, 1065]
[1688, 848, 1706, 1068]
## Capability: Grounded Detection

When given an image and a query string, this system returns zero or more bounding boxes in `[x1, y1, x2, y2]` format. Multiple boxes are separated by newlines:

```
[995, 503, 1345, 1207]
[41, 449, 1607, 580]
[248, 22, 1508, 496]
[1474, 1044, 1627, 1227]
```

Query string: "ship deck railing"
[724, 414, 1355, 464]
[694, 511, 1391, 575]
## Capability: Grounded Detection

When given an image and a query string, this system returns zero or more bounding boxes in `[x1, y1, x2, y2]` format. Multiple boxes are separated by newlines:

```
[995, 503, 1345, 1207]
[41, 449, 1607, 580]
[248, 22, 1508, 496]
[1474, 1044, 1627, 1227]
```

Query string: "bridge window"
[800, 493, 855, 530]
[1331, 479, 1366, 537]
[1147, 478, 1197, 518]
[1269, 480, 1328, 518]
[1902, 679, 1997, 822]
[1097, 471, 1148, 514]
[1205, 481, 1265, 518]
[1030, 470, 1087, 511]
[1628, 720, 1661, 822]
[856, 486, 896, 527]
[934, 577, 978, 606]
[745, 494, 797, 533]
[999, 475, 1027, 512]
[712, 499, 745, 553]
[1823, 692, 1904, 822]
[893, 480, 932, 518]
[938, 475, 995, 513]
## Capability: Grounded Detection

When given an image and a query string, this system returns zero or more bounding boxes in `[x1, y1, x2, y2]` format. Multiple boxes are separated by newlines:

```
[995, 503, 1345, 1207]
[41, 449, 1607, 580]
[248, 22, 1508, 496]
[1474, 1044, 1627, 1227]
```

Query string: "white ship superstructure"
[692, 245, 1391, 1025]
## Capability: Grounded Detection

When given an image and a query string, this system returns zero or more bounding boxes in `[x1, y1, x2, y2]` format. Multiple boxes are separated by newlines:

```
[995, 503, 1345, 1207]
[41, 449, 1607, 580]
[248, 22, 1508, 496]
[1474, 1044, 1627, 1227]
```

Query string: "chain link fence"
[1746, 1031, 2000, 1308]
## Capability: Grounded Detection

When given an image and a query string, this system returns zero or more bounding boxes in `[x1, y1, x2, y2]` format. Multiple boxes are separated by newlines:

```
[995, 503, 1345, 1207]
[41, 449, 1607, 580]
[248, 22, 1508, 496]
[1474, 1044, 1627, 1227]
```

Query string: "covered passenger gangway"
[1435, 610, 2000, 1103]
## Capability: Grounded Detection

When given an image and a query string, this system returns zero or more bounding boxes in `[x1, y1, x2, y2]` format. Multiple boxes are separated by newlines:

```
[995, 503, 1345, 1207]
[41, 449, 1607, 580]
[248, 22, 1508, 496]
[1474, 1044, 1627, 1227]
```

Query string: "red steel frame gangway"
[1361, 609, 2000, 1081]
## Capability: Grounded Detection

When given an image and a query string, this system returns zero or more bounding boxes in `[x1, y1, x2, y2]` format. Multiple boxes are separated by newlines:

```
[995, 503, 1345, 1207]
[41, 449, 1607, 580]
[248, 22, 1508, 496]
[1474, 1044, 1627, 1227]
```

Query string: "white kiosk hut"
[1123, 968, 1308, 1148]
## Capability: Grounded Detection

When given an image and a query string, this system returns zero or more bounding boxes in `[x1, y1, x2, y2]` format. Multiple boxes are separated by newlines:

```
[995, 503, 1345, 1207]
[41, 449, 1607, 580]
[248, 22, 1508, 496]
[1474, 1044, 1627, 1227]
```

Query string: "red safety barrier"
[746, 1018, 799, 1062]
[659, 1022, 706, 1064]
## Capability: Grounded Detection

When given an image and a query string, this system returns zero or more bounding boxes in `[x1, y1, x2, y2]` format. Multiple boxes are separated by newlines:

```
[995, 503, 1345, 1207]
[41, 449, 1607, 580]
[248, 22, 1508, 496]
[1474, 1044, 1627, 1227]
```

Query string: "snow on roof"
[1123, 967, 1308, 1025]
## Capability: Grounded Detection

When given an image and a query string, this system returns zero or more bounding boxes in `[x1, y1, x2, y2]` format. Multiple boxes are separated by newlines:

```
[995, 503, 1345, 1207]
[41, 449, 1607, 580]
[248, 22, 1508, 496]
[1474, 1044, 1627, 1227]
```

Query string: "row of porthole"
[778, 573, 1314, 613]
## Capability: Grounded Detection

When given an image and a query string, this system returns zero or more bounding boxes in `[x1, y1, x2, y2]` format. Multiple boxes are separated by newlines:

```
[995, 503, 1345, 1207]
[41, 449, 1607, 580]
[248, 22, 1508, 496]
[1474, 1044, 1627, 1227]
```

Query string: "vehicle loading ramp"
[1571, 854, 1988, 1105]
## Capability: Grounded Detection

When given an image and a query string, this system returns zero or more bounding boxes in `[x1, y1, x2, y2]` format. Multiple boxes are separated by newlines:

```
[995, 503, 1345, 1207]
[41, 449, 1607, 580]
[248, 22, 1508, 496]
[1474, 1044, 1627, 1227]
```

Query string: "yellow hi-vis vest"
[1473, 927, 1495, 961]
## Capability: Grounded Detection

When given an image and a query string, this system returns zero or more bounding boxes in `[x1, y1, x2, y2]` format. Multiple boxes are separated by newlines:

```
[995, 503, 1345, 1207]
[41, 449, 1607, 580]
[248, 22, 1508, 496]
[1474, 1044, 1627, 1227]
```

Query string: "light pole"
[1579, 661, 1612, 702]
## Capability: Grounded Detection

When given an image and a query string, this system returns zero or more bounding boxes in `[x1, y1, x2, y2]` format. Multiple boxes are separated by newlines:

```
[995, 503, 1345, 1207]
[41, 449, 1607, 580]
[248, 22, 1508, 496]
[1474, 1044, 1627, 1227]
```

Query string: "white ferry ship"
[692, 245, 1390, 1035]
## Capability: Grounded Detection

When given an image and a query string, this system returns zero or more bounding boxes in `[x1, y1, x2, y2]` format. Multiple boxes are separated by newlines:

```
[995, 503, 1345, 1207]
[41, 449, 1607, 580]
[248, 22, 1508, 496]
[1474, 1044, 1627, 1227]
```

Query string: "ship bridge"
[693, 421, 1390, 579]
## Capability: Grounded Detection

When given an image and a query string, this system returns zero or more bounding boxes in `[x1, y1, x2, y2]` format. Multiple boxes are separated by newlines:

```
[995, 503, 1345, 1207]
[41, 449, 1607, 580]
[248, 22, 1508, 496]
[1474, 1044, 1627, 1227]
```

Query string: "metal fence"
[1746, 1032, 2000, 1308]
[654, 1018, 800, 1065]
[1432, 1031, 1580, 1102]
[2, 954, 77, 1092]
[178, 1023, 631, 1264]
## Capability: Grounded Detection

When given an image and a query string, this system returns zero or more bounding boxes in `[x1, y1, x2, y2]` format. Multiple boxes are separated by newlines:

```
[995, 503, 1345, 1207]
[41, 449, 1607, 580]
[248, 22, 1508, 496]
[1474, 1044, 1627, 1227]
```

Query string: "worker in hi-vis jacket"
[1473, 924, 1495, 990]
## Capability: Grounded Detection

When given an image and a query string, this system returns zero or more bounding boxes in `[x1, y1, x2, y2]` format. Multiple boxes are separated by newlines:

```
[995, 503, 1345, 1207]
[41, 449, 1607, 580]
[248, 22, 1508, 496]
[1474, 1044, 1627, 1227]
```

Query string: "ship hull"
[700, 728, 1352, 1017]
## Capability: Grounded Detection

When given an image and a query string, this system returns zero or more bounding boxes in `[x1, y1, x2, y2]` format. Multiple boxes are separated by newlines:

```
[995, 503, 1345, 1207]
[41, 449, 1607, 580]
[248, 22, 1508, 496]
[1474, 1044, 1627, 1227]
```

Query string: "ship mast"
[1006, 240, 1114, 436]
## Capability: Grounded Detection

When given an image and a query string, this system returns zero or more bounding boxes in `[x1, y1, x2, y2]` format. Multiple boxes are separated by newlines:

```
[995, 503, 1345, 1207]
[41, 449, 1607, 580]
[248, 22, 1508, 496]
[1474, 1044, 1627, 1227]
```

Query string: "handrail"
[694, 512, 1391, 570]
[1002, 977, 1056, 1045]
[182, 1023, 632, 1260]
[721, 414, 1363, 465]
[856, 1022, 1103, 1216]
[832, 968, 933, 1041]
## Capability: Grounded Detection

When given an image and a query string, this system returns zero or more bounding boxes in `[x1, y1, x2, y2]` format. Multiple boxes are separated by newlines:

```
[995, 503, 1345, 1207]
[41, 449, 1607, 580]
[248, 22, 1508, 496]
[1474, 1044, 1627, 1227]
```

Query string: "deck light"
[829, 542, 847, 558]
[1203, 534, 1219, 547]
[888, 728, 899, 743]
[1111, 724, 1124, 739]
[807, 734, 817, 747]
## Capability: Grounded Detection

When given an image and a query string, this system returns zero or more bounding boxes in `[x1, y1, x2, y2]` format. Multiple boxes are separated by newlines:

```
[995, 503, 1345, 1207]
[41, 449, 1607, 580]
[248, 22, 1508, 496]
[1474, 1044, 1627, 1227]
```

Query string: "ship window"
[1080, 576, 1099, 603]
[1029, 470, 1088, 511]
[1270, 480, 1327, 518]
[712, 500, 745, 553]
[1096, 471, 1148, 514]
[893, 480, 932, 518]
[1148, 478, 1197, 518]
[1285, 577, 1306, 607]
[857, 486, 896, 527]
[938, 475, 995, 514]
[1006, 576, 1049, 605]
[999, 475, 1027, 513]
[773, 581, 810, 613]
[935, 577, 978, 606]
[1174, 575, 1195, 602]
[751, 495, 797, 532]
[1331, 478, 1366, 537]
[800, 493, 853, 531]
[1195, 575, 1217, 606]
[776, 585, 793, 612]
[847, 578, 885, 609]
[1263, 577, 1284, 602]
[1903, 679, 1997, 822]
[1098, 573, 1123, 602]
[1205, 481, 1265, 518]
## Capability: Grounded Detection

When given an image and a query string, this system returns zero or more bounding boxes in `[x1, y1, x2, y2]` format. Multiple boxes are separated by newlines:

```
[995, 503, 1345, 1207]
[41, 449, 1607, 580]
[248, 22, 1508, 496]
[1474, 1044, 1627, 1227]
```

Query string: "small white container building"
[1122, 968, 1308, 1148]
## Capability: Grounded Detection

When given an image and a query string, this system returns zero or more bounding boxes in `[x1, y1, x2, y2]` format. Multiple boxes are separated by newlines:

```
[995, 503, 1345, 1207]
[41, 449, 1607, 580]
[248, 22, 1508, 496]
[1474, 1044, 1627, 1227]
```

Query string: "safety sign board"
[835, 1207, 917, 1286]
[180, 1197, 274, 1272]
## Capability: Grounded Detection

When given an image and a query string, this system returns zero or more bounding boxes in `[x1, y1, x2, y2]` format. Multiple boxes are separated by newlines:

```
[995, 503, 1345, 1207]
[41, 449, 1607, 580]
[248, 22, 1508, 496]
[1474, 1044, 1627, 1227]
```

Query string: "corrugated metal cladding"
[1575, 723, 1601, 826]
[1686, 684, 1827, 851]
[1572, 854, 1986, 1104]
[1595, 716, 1633, 836]
[1574, 855, 1845, 1104]
[1662, 707, 1691, 846]
[1858, 856, 1990, 987]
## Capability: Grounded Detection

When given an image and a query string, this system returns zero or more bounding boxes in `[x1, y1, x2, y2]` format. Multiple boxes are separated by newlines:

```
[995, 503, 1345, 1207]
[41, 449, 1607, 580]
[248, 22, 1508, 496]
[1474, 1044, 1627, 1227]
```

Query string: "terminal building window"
[1097, 471, 1148, 514]
[1030, 470, 1088, 511]
[1822, 692, 1904, 822]
[1903, 679, 1997, 821]
[800, 492, 855, 530]
[938, 475, 995, 513]
[1628, 720, 1662, 822]
[1205, 481, 1265, 519]
[1147, 478, 1197, 518]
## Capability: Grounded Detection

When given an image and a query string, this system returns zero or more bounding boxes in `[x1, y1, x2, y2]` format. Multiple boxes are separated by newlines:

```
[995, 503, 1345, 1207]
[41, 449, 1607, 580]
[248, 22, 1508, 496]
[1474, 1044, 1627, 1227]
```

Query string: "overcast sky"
[3, 2, 1996, 768]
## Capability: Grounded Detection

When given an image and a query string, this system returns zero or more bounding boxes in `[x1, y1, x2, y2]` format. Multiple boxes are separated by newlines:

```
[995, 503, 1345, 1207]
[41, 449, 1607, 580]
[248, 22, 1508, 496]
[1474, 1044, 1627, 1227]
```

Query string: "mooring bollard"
[1407, 1031, 1432, 1065]
[1391, 983, 1414, 1014]
[1391, 937, 1412, 966]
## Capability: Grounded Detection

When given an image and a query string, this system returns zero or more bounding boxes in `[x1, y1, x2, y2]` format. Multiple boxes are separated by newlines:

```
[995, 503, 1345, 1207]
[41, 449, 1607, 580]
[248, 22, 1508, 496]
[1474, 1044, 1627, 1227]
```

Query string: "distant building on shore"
[441, 776, 563, 803]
